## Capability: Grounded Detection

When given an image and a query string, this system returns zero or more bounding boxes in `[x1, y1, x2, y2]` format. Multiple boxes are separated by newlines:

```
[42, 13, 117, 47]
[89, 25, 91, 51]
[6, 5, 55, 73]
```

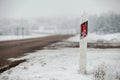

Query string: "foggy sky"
[0, 0, 120, 18]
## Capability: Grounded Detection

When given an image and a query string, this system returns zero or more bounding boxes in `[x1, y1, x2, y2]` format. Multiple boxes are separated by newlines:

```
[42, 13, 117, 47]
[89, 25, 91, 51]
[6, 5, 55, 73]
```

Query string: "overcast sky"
[0, 0, 120, 18]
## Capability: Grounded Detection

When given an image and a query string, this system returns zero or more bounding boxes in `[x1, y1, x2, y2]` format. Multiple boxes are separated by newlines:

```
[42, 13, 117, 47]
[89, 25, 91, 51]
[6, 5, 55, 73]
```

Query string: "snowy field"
[66, 33, 120, 43]
[0, 34, 50, 41]
[0, 33, 120, 43]
[0, 48, 120, 80]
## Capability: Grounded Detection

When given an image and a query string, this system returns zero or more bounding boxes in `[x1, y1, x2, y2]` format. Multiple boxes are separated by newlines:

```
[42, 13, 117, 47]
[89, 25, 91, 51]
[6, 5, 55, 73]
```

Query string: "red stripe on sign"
[81, 21, 88, 38]
[82, 24, 87, 36]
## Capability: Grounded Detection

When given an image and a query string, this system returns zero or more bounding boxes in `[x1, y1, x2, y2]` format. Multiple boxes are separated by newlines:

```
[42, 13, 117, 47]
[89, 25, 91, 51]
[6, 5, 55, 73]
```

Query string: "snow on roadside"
[0, 48, 120, 80]
[0, 34, 50, 41]
[66, 33, 120, 43]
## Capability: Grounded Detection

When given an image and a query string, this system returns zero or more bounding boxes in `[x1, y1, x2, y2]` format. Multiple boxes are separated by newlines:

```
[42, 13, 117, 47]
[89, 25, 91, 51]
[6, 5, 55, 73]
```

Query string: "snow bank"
[66, 33, 120, 43]
[0, 48, 120, 80]
[0, 34, 50, 41]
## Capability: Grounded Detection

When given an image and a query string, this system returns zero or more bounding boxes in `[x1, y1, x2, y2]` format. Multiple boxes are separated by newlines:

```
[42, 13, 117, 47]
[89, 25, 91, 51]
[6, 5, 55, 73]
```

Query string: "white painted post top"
[80, 13, 88, 24]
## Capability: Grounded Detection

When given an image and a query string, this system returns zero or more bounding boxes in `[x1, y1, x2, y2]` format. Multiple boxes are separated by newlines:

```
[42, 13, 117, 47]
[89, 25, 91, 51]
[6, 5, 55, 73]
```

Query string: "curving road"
[0, 35, 72, 72]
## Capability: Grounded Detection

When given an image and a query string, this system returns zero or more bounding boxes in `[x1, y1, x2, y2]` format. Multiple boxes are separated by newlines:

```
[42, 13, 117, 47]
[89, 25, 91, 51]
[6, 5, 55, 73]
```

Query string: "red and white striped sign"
[81, 21, 88, 38]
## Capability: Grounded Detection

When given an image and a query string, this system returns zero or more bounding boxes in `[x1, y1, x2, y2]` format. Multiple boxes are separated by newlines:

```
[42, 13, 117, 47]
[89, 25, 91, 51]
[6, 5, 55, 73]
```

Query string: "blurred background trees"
[0, 13, 120, 35]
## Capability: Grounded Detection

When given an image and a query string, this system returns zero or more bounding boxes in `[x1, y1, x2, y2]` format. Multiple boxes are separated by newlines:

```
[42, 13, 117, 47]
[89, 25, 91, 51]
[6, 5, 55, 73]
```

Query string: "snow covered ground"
[1, 33, 120, 43]
[0, 33, 120, 80]
[0, 34, 50, 41]
[66, 33, 120, 43]
[0, 48, 120, 80]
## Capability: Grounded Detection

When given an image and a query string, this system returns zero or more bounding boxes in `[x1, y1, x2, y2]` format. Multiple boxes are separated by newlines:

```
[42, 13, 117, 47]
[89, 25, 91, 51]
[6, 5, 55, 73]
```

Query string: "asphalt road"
[0, 35, 72, 72]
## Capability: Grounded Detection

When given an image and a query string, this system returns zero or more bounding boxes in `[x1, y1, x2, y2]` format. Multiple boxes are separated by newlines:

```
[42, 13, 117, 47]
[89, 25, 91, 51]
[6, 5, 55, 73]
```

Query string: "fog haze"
[0, 0, 120, 18]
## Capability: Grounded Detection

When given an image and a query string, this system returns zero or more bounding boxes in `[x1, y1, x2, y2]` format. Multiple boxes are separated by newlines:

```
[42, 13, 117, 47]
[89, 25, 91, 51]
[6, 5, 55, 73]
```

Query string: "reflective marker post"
[79, 17, 88, 74]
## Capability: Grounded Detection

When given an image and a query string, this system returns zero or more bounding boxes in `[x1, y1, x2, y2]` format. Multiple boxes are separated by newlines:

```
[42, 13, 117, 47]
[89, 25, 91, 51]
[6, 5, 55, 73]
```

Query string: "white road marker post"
[79, 15, 88, 74]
